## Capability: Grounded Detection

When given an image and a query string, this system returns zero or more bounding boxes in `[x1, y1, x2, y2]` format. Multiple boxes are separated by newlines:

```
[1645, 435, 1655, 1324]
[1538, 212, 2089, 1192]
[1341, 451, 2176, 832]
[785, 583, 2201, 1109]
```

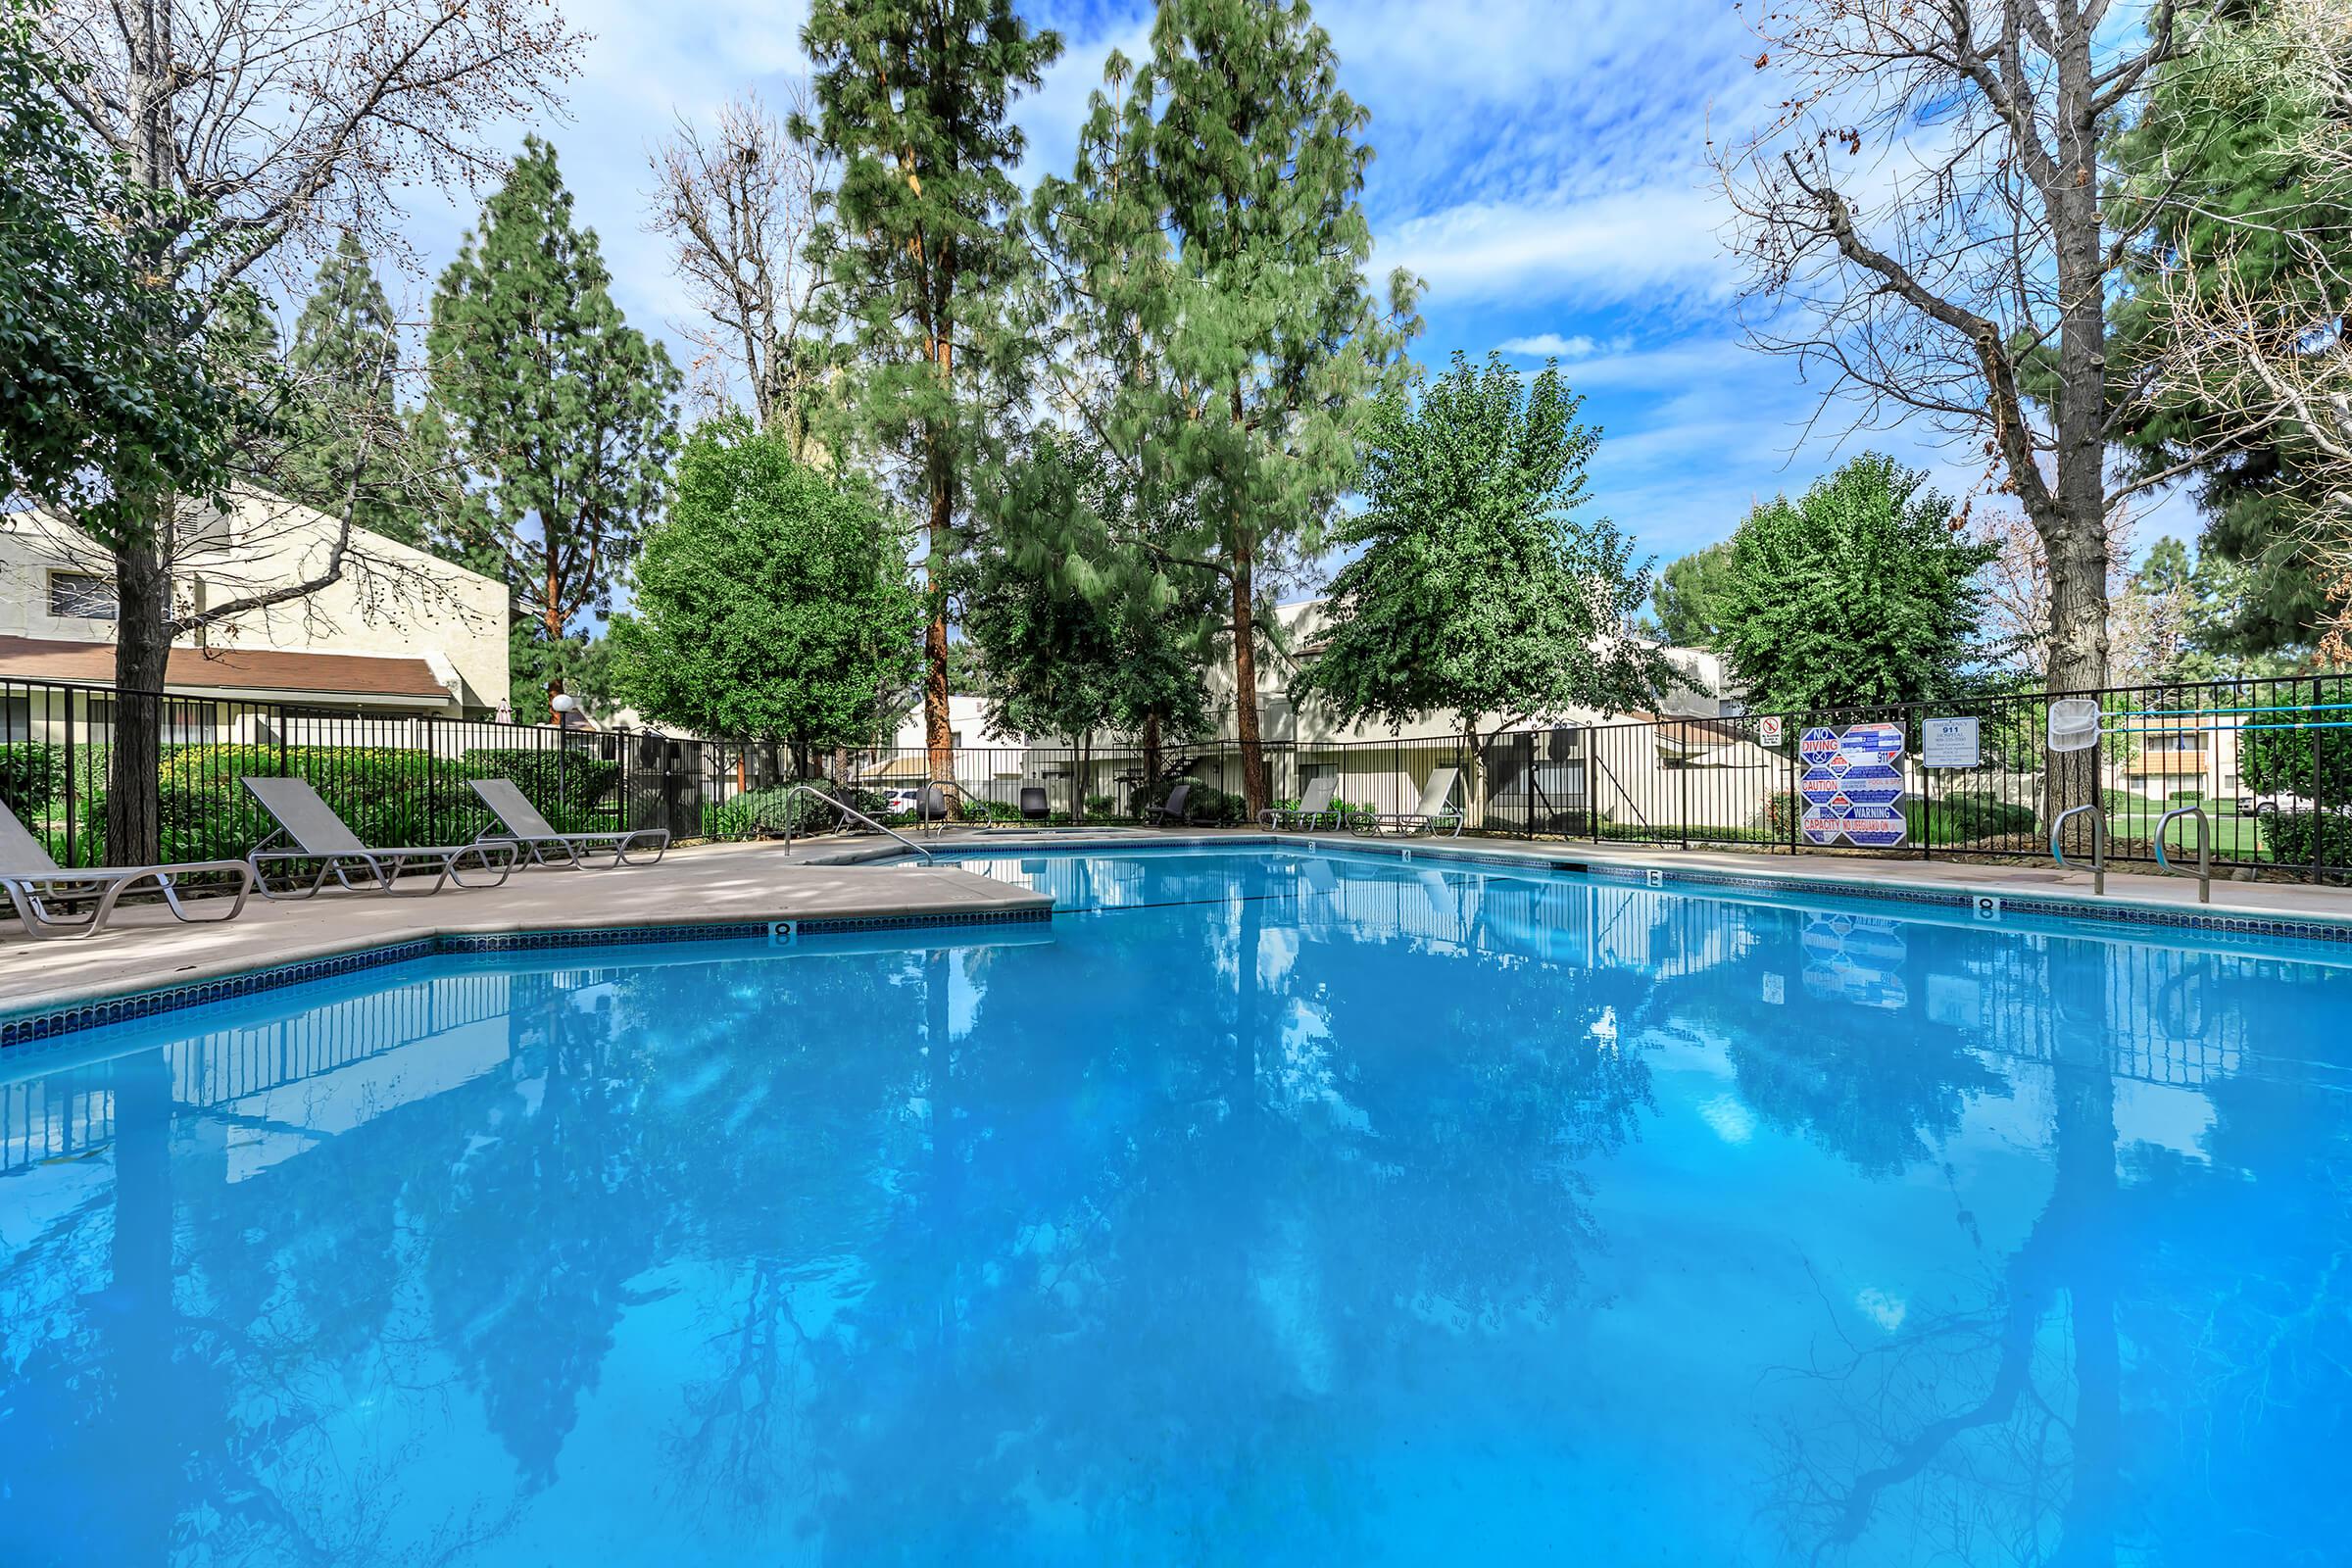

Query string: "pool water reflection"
[1, 848, 2346, 1564]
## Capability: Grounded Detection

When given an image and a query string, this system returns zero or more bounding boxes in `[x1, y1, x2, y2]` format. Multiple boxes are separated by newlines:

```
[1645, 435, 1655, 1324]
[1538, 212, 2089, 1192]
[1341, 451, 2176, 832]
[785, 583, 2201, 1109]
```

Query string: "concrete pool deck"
[10, 825, 2352, 1024]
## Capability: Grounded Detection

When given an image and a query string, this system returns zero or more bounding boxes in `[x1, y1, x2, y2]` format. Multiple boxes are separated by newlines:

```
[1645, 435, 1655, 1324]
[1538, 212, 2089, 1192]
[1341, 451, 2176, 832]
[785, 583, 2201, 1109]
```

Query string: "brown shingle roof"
[0, 636, 451, 701]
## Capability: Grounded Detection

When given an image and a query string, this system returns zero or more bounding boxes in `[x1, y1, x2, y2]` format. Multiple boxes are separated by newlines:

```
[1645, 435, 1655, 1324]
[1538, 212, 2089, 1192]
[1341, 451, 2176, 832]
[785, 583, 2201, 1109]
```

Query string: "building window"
[0, 696, 26, 743]
[47, 571, 118, 620]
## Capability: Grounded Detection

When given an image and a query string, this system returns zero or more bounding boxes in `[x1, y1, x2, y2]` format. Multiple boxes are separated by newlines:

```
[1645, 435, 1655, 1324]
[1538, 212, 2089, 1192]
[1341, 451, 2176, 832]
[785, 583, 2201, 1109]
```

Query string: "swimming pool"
[2, 845, 2345, 1564]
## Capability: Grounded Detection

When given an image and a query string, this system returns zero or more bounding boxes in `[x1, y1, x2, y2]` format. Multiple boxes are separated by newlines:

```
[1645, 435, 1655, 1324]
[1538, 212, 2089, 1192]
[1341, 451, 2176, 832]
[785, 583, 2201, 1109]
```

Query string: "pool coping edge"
[0, 904, 1052, 1054]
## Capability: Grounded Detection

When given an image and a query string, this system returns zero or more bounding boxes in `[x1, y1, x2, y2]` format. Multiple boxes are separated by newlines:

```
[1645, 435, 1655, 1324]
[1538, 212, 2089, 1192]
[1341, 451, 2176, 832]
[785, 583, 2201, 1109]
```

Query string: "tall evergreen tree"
[276, 233, 435, 545]
[2105, 1, 2352, 658]
[798, 0, 1063, 796]
[1032, 0, 1419, 817]
[426, 138, 680, 722]
[957, 428, 1216, 782]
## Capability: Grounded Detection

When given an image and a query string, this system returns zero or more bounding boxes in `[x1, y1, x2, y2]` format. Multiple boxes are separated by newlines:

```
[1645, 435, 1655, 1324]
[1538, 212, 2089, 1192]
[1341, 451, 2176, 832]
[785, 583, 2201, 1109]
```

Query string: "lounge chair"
[1259, 774, 1339, 831]
[917, 785, 952, 823]
[241, 776, 518, 899]
[1147, 781, 1196, 827]
[1345, 765, 1466, 838]
[0, 803, 252, 940]
[469, 777, 669, 868]
[1018, 786, 1051, 823]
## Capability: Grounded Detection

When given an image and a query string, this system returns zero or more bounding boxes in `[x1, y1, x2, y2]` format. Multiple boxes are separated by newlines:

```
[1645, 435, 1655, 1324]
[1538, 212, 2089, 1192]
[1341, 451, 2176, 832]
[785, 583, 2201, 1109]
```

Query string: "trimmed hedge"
[154, 744, 616, 863]
[461, 748, 621, 816]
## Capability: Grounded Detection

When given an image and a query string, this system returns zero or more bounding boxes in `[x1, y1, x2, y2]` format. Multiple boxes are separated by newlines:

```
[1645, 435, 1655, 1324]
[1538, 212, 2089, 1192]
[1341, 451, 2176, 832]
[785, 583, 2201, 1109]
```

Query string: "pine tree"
[277, 233, 435, 545]
[799, 0, 1062, 796]
[1031, 0, 1419, 817]
[2105, 2, 2352, 657]
[957, 427, 1217, 785]
[426, 138, 680, 721]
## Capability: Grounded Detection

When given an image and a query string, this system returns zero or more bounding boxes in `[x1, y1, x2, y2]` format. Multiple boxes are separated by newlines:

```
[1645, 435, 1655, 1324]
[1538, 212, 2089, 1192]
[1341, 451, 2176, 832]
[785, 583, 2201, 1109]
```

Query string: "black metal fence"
[5, 671, 2347, 881]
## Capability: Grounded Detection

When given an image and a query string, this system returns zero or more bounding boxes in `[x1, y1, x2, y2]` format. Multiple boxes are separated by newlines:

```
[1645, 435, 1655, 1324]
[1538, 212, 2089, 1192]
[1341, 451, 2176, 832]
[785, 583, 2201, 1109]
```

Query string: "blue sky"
[382, 0, 2015, 577]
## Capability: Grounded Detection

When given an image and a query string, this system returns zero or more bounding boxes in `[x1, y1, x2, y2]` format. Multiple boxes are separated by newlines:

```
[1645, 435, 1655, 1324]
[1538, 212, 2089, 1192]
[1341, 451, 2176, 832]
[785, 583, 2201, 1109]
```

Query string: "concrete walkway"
[0, 837, 1046, 1017]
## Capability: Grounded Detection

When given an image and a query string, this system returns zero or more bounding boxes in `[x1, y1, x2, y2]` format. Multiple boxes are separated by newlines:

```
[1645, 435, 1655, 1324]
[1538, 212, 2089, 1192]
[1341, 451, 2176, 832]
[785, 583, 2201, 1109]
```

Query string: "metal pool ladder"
[777, 784, 933, 862]
[2049, 804, 2108, 895]
[2154, 804, 2213, 905]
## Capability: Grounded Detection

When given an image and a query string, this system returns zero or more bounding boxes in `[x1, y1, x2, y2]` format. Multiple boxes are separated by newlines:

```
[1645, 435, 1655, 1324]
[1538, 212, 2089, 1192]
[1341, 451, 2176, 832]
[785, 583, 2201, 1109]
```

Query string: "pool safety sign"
[1922, 715, 1982, 769]
[1797, 722, 1908, 847]
[1759, 715, 1785, 749]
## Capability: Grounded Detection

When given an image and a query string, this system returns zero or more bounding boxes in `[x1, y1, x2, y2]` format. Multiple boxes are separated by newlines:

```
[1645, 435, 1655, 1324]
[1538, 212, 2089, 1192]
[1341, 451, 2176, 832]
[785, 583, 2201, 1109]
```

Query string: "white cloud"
[1377, 184, 1731, 308]
[1496, 332, 1597, 359]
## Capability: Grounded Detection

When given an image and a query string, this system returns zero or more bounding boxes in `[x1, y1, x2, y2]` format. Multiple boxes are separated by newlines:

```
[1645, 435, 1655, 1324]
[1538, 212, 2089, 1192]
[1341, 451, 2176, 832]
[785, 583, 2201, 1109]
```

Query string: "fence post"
[2314, 673, 2327, 884]
[1680, 721, 1690, 850]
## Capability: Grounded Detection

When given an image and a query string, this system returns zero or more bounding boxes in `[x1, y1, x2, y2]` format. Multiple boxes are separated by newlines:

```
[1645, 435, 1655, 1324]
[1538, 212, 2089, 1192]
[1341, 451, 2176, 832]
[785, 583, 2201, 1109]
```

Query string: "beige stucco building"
[0, 488, 510, 721]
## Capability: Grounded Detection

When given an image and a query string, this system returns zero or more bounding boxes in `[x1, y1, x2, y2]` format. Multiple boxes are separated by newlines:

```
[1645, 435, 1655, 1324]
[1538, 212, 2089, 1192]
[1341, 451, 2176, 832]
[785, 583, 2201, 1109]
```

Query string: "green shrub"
[0, 743, 66, 820]
[703, 784, 892, 841]
[1908, 791, 2036, 845]
[157, 745, 495, 863]
[1085, 793, 1121, 818]
[461, 747, 621, 826]
[2238, 683, 2352, 806]
[2258, 809, 2352, 868]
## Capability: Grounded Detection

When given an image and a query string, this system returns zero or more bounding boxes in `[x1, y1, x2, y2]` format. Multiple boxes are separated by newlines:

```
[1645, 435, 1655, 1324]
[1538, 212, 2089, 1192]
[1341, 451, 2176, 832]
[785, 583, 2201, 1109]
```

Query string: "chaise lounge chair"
[0, 803, 252, 940]
[1259, 774, 1340, 831]
[1147, 781, 1196, 827]
[469, 777, 669, 868]
[242, 776, 518, 899]
[1345, 765, 1466, 838]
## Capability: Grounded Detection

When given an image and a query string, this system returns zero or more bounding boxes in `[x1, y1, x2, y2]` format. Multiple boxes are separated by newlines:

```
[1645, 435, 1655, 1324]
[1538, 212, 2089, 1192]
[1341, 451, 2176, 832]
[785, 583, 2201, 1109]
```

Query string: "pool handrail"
[778, 784, 934, 861]
[2153, 804, 2213, 905]
[2049, 803, 2108, 895]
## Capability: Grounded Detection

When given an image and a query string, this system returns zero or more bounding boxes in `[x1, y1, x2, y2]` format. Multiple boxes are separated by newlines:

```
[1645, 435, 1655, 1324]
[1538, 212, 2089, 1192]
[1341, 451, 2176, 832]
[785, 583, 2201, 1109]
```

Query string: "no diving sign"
[1798, 723, 1909, 848]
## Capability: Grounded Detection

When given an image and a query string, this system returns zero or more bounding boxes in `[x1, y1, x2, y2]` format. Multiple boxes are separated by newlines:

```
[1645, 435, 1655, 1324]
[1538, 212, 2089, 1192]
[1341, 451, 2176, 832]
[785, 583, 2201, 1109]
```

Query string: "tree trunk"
[923, 362, 956, 816]
[106, 534, 172, 866]
[543, 564, 567, 723]
[1141, 709, 1162, 818]
[2041, 44, 2113, 855]
[1230, 537, 1266, 820]
[107, 0, 178, 868]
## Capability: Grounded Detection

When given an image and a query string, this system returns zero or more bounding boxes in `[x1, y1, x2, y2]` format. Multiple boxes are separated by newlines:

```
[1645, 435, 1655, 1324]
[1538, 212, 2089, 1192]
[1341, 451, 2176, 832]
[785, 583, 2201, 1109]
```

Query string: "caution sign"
[1797, 723, 1908, 847]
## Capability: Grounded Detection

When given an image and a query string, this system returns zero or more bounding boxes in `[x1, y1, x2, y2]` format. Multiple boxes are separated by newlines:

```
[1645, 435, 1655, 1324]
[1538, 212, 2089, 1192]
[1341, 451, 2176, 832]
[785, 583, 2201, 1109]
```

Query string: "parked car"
[879, 787, 920, 815]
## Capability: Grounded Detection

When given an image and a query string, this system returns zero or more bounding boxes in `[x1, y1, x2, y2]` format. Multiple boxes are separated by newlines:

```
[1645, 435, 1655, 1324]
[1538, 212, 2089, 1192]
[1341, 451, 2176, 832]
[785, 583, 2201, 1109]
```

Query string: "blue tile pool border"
[0, 906, 1052, 1052]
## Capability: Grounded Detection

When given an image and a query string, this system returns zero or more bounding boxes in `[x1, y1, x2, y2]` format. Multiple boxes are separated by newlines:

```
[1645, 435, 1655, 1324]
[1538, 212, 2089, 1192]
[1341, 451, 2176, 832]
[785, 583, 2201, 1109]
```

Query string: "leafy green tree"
[608, 419, 922, 753]
[2105, 3, 2352, 658]
[1029, 0, 1420, 817]
[1716, 455, 1997, 713]
[1652, 541, 1738, 649]
[1296, 352, 1673, 760]
[427, 138, 680, 723]
[957, 429, 1216, 764]
[0, 0, 222, 515]
[273, 233, 442, 545]
[798, 0, 1063, 791]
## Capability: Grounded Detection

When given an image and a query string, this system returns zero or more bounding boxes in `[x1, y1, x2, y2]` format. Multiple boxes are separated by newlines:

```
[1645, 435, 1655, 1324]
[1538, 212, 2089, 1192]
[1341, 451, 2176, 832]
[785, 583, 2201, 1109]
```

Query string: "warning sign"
[1797, 723, 1909, 848]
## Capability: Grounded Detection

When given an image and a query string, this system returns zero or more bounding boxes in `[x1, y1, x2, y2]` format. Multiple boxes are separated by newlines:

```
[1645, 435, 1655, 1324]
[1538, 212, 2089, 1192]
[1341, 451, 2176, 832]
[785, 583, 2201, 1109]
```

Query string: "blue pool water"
[2, 846, 2348, 1565]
